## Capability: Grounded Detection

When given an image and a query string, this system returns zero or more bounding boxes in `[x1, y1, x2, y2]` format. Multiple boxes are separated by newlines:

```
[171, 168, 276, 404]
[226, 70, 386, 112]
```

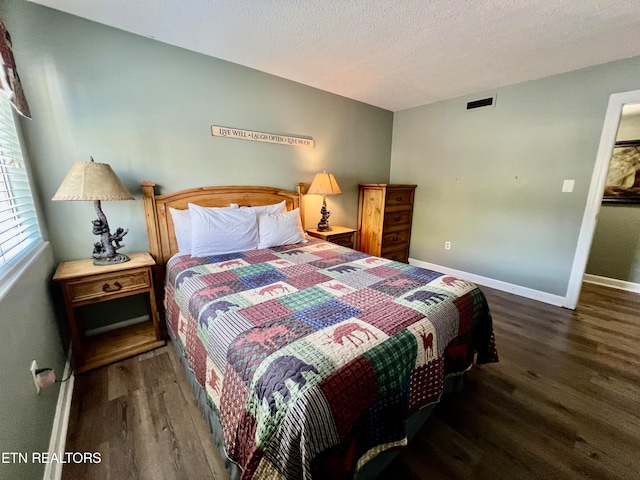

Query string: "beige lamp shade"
[52, 160, 134, 201]
[307, 171, 342, 196]
[52, 158, 133, 265]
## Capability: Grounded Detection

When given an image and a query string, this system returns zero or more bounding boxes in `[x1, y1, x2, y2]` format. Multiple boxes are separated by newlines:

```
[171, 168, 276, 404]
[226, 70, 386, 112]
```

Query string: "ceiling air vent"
[466, 95, 495, 110]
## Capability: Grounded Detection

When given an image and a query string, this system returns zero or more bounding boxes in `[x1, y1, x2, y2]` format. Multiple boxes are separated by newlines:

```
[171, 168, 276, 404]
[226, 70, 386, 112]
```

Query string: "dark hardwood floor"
[62, 344, 228, 480]
[62, 283, 640, 480]
[379, 283, 640, 480]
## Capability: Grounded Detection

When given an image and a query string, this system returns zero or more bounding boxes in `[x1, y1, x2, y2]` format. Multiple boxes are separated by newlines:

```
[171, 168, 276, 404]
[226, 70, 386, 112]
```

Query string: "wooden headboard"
[140, 181, 304, 335]
[141, 182, 304, 265]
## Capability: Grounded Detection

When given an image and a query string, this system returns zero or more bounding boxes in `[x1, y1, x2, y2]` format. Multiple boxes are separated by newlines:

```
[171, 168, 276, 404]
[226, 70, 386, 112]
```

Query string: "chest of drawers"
[356, 184, 416, 263]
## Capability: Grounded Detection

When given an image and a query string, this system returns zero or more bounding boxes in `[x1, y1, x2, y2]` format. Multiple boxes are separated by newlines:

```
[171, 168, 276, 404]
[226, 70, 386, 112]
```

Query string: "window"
[0, 96, 41, 278]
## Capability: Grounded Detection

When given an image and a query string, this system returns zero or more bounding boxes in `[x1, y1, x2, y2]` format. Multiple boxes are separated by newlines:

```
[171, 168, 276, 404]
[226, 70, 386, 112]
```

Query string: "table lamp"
[307, 171, 342, 232]
[52, 157, 134, 265]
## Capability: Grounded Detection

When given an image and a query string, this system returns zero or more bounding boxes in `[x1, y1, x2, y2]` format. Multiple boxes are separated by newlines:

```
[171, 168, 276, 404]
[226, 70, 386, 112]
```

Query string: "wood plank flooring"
[62, 345, 228, 480]
[62, 283, 640, 479]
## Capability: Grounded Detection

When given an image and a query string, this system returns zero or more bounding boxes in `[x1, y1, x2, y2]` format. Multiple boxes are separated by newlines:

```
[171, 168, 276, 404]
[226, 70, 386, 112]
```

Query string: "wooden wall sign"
[211, 125, 315, 148]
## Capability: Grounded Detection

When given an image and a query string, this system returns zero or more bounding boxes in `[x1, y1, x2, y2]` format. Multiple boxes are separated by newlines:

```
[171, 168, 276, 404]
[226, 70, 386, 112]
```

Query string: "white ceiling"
[27, 0, 640, 112]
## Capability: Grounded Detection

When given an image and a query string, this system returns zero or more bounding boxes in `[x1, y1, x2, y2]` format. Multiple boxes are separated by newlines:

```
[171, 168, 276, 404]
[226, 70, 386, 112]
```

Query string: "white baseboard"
[43, 347, 74, 480]
[408, 258, 567, 307]
[583, 274, 640, 294]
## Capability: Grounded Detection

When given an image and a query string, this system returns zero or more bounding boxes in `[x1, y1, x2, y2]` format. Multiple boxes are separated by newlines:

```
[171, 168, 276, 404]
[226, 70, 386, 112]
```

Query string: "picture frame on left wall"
[603, 140, 640, 204]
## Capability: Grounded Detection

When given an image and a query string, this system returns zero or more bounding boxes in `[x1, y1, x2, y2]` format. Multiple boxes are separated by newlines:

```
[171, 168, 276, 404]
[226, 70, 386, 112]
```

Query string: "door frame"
[565, 89, 640, 309]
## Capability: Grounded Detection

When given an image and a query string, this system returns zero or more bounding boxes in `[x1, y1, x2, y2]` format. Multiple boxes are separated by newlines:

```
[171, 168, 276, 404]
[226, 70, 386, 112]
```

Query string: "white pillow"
[189, 203, 259, 257]
[169, 204, 238, 253]
[241, 200, 287, 217]
[169, 207, 193, 253]
[258, 208, 307, 249]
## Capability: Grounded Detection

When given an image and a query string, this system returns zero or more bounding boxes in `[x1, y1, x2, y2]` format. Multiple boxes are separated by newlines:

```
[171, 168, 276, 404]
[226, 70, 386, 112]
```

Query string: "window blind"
[0, 96, 41, 276]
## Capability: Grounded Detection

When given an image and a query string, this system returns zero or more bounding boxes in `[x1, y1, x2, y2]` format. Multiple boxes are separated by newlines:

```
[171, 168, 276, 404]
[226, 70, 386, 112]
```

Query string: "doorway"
[565, 89, 640, 309]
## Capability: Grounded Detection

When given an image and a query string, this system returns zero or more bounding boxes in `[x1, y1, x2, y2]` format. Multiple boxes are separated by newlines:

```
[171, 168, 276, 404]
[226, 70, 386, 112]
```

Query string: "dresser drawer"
[383, 210, 412, 230]
[67, 269, 151, 304]
[381, 229, 410, 249]
[381, 246, 409, 263]
[384, 188, 414, 208]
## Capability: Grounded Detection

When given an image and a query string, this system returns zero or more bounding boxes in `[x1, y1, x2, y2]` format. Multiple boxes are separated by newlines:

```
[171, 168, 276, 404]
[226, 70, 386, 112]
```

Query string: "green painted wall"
[0, 245, 66, 480]
[586, 205, 640, 283]
[1, 7, 68, 480]
[1, 3, 67, 479]
[616, 112, 640, 141]
[586, 112, 640, 284]
[9, 0, 392, 264]
[391, 56, 640, 296]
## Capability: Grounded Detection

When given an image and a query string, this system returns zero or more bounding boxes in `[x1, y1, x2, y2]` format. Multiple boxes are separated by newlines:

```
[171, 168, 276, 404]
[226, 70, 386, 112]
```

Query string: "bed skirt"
[356, 370, 464, 479]
[168, 327, 242, 480]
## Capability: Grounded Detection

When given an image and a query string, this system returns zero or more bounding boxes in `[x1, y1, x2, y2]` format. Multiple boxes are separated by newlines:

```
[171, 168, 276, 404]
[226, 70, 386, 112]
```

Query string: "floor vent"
[466, 96, 495, 110]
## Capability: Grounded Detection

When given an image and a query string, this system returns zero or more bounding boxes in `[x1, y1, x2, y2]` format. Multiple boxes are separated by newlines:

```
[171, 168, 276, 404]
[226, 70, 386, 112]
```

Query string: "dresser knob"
[394, 216, 401, 222]
[103, 281, 122, 292]
[396, 196, 402, 201]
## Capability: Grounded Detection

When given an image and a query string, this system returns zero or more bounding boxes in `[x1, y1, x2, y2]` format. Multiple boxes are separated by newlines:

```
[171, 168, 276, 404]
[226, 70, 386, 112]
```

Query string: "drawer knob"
[392, 236, 399, 241]
[102, 281, 122, 292]
[394, 216, 401, 222]
[396, 196, 403, 201]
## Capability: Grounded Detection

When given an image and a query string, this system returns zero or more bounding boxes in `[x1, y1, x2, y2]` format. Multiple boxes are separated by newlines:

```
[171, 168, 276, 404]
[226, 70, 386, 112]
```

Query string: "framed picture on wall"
[603, 140, 640, 204]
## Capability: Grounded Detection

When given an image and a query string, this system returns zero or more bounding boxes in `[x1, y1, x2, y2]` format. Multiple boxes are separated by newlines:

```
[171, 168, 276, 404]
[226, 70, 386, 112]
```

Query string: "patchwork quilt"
[165, 239, 498, 480]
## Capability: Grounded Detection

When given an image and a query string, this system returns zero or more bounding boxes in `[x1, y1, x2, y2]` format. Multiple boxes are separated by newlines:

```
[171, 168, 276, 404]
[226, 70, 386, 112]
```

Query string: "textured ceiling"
[27, 0, 640, 111]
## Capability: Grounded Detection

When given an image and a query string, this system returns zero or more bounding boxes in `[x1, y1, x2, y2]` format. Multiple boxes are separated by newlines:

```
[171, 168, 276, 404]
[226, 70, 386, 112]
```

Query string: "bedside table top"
[306, 226, 356, 235]
[53, 252, 156, 281]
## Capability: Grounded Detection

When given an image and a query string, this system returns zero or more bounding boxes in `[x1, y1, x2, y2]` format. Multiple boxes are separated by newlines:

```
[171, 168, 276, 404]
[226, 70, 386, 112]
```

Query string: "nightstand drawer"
[67, 269, 151, 303]
[306, 226, 356, 249]
[329, 232, 356, 248]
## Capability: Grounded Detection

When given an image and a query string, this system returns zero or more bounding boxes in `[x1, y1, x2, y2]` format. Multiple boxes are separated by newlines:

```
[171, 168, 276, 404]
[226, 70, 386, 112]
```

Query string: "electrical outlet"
[444, 241, 451, 250]
[30, 360, 40, 394]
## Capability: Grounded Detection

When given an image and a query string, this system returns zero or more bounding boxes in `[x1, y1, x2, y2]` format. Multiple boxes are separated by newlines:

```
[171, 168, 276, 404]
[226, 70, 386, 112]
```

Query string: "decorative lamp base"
[316, 223, 332, 232]
[90, 200, 131, 266]
[93, 253, 130, 266]
[316, 197, 332, 232]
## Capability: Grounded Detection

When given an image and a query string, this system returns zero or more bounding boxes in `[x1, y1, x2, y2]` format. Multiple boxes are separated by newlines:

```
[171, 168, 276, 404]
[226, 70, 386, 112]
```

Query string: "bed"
[141, 182, 498, 480]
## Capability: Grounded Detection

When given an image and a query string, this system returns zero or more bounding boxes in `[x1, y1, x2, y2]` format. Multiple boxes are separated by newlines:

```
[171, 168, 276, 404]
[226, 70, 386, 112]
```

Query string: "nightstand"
[306, 226, 357, 249]
[53, 252, 165, 374]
